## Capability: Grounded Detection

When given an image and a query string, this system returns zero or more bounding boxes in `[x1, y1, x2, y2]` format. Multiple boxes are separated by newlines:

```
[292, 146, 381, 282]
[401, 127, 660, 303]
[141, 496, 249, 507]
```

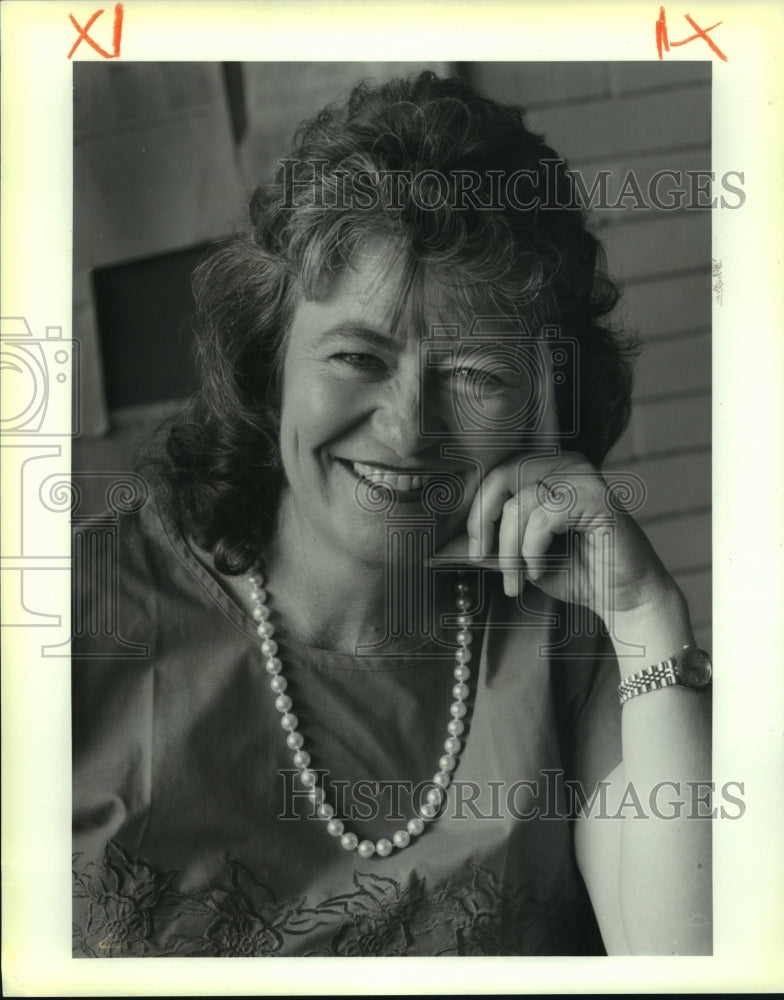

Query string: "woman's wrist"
[607, 581, 696, 680]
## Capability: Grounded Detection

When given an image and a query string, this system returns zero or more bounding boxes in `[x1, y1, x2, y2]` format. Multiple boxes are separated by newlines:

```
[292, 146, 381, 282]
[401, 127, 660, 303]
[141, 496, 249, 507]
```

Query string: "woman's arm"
[575, 583, 712, 955]
[444, 447, 713, 955]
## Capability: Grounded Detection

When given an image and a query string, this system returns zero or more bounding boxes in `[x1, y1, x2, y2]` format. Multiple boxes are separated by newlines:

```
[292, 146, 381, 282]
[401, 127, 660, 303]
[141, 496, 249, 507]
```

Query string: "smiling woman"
[72, 71, 712, 957]
[273, 244, 544, 582]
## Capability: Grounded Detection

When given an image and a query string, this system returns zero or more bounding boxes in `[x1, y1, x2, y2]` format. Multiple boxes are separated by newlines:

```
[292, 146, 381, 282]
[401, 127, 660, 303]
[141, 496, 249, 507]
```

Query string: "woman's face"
[277, 243, 550, 566]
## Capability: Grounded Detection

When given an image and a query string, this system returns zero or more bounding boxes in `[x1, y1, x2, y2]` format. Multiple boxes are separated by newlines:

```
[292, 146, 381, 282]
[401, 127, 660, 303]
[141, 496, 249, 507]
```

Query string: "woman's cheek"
[308, 377, 364, 427]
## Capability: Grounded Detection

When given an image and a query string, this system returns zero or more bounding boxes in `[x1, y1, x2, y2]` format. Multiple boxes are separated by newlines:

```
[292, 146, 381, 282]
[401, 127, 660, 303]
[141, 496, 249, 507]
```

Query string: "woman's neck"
[261, 493, 450, 656]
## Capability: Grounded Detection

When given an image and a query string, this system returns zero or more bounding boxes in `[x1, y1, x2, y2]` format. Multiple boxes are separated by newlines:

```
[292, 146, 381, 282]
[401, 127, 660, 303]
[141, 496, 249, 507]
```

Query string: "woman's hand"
[438, 449, 683, 629]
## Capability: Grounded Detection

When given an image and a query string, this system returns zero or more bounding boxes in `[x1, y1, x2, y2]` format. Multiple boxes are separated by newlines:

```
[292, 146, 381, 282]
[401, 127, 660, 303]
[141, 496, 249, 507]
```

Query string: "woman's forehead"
[306, 241, 518, 345]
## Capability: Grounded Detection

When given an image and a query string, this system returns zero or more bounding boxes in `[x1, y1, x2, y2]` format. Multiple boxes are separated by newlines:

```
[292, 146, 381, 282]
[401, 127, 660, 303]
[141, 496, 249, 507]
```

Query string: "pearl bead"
[249, 568, 478, 860]
[393, 829, 411, 848]
[452, 682, 469, 700]
[340, 832, 358, 851]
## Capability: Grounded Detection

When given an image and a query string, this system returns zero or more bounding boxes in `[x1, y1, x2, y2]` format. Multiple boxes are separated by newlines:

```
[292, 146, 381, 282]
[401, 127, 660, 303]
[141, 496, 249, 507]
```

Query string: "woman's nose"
[370, 369, 429, 459]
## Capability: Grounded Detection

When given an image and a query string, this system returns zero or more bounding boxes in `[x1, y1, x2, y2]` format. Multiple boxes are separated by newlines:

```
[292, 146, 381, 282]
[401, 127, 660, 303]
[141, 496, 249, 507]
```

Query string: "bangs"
[295, 218, 544, 344]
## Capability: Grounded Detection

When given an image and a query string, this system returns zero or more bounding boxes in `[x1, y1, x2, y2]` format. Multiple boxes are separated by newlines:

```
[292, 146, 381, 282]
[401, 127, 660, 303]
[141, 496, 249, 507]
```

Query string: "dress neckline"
[153, 493, 487, 673]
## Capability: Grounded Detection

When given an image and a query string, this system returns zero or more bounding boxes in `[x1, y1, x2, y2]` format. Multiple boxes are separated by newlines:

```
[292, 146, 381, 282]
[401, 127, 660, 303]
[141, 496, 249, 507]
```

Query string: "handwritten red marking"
[68, 3, 124, 60]
[656, 7, 728, 61]
[675, 13, 728, 60]
[656, 6, 670, 59]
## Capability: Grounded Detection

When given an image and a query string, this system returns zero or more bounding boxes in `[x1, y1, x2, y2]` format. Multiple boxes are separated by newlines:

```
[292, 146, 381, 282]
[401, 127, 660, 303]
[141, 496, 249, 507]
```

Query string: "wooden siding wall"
[471, 63, 713, 652]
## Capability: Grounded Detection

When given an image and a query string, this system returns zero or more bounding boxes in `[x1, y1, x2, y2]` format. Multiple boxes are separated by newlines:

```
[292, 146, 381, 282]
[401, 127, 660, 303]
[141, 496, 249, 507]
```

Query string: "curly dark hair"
[159, 70, 636, 574]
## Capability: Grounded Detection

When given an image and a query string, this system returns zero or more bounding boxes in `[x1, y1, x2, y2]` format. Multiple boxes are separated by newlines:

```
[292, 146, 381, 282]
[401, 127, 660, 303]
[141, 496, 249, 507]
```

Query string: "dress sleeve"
[551, 627, 623, 800]
[73, 657, 154, 857]
[72, 509, 157, 860]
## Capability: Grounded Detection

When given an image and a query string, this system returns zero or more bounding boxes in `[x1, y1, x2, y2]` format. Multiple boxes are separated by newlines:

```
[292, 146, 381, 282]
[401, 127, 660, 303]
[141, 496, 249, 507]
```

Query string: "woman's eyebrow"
[315, 324, 398, 350]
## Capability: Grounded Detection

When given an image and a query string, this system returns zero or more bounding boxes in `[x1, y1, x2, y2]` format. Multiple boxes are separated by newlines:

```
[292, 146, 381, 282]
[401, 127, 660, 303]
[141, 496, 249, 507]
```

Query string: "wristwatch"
[617, 645, 712, 705]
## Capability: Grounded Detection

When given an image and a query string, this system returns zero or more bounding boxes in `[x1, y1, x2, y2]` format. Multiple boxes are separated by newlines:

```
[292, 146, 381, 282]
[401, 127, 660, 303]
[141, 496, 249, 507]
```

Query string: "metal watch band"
[617, 659, 679, 705]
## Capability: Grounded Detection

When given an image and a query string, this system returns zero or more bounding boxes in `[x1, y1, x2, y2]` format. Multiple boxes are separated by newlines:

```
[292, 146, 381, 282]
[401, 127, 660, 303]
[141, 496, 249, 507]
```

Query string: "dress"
[72, 496, 622, 957]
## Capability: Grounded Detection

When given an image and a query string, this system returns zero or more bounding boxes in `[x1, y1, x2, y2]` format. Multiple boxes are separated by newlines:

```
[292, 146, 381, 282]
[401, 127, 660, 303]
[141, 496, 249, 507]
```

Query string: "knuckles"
[469, 450, 609, 529]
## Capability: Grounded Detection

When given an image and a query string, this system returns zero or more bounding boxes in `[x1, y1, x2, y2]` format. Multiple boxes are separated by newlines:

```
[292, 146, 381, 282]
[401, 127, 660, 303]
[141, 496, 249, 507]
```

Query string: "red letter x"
[68, 3, 124, 60]
[656, 7, 728, 61]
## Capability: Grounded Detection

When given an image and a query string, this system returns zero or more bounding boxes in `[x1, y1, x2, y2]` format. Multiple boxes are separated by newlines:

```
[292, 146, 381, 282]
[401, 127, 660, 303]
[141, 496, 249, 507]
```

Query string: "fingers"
[461, 450, 610, 598]
[497, 495, 526, 596]
[465, 451, 563, 558]
[521, 503, 559, 583]
[465, 465, 514, 559]
[497, 489, 571, 595]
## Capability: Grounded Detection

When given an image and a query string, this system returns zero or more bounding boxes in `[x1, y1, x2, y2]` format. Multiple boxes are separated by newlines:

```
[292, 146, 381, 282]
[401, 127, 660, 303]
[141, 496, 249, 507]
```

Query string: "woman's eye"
[332, 352, 387, 376]
[448, 367, 506, 393]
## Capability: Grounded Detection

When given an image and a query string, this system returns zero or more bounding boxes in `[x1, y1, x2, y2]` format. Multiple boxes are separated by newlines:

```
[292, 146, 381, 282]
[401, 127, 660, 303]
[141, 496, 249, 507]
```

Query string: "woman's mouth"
[335, 458, 434, 501]
[351, 461, 425, 492]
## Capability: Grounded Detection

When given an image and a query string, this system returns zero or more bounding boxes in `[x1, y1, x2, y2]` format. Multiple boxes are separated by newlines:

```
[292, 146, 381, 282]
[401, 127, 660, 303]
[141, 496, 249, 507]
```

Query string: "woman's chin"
[336, 511, 466, 571]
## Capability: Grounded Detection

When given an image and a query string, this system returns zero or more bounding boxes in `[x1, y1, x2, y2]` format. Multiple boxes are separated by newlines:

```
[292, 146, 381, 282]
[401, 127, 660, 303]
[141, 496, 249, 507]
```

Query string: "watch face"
[679, 647, 712, 687]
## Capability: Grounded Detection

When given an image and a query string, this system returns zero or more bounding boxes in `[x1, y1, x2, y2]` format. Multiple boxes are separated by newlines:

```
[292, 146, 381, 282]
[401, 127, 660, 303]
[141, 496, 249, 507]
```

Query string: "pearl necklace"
[248, 570, 474, 858]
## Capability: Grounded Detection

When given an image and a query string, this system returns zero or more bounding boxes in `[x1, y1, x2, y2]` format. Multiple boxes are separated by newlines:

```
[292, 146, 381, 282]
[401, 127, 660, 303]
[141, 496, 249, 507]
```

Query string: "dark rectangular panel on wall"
[91, 243, 211, 410]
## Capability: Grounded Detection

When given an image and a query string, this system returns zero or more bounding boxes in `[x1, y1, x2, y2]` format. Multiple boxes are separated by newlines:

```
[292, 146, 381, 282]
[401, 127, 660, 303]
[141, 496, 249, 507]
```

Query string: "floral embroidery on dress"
[72, 841, 201, 957]
[296, 870, 427, 956]
[73, 841, 584, 957]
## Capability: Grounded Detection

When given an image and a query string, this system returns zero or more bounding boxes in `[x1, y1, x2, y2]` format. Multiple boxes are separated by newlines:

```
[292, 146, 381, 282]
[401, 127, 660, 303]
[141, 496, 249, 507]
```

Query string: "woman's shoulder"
[71, 486, 247, 667]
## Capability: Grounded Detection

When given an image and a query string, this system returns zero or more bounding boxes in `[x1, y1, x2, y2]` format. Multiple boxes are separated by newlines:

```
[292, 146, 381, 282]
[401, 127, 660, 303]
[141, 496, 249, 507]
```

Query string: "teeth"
[352, 462, 426, 492]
